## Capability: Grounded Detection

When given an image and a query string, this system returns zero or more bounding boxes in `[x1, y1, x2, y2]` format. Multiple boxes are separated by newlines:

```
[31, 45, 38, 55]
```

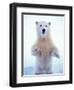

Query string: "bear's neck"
[38, 38, 48, 41]
[38, 37, 51, 42]
[37, 36, 54, 48]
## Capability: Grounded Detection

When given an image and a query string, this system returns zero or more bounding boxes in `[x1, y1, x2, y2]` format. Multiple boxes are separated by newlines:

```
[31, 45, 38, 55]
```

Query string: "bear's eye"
[40, 25, 42, 27]
[45, 25, 47, 27]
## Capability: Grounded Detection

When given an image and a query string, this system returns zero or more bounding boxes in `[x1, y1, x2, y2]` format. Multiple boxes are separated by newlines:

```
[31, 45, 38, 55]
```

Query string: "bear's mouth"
[42, 29, 45, 34]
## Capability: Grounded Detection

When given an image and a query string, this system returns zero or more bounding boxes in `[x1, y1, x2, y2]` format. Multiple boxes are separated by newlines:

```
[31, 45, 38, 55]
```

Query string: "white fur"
[32, 21, 59, 74]
[36, 21, 50, 39]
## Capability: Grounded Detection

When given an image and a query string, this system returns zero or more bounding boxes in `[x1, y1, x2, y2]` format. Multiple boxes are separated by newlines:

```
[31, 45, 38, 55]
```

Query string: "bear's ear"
[36, 21, 38, 24]
[48, 22, 51, 25]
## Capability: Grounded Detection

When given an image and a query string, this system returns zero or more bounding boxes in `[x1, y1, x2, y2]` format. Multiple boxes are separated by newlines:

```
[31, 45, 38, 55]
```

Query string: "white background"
[0, 0, 73, 90]
[23, 15, 64, 69]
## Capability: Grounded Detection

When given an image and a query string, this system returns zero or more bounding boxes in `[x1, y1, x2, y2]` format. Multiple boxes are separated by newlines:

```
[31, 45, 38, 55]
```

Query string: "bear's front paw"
[32, 47, 40, 56]
[51, 48, 60, 58]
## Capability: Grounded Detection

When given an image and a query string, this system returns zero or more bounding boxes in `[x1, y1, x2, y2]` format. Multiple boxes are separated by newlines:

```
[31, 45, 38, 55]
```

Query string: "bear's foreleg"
[51, 48, 60, 58]
[32, 46, 41, 56]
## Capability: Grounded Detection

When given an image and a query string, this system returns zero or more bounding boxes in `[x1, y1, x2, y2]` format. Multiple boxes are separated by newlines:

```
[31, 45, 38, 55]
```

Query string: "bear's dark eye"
[45, 25, 47, 27]
[40, 25, 42, 27]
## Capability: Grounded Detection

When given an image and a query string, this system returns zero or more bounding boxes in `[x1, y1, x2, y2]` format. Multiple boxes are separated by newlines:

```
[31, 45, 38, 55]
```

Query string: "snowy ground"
[23, 57, 64, 76]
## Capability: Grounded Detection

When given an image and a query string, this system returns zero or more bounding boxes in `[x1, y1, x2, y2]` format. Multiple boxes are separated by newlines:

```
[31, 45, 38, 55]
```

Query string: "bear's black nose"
[42, 29, 45, 34]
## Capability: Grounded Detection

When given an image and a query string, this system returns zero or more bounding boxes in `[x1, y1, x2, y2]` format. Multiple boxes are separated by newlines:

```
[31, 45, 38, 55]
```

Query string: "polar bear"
[32, 21, 59, 74]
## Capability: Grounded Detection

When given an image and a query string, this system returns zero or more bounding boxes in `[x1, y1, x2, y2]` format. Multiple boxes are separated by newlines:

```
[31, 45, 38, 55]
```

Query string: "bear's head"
[36, 21, 51, 39]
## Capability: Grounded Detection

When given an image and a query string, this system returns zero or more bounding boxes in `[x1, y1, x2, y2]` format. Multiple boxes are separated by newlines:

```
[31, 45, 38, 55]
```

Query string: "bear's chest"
[37, 39, 54, 57]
